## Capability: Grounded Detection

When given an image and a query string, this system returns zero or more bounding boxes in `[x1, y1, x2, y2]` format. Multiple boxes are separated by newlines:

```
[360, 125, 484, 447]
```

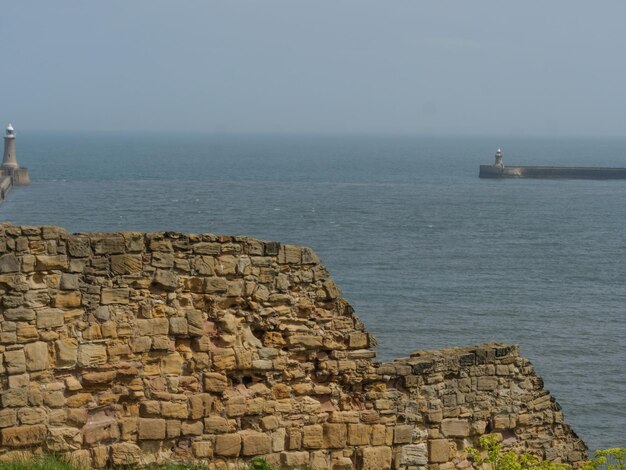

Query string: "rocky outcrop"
[0, 224, 586, 468]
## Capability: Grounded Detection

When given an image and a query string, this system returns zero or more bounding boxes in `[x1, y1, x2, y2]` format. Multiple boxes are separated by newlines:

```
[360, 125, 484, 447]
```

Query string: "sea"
[3, 132, 626, 451]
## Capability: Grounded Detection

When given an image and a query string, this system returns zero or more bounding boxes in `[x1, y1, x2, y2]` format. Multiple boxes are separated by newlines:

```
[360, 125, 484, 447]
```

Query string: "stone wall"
[0, 224, 586, 469]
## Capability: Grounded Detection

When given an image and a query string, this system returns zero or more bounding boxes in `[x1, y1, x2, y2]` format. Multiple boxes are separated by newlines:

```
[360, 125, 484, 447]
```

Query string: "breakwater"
[0, 224, 586, 468]
[480, 164, 626, 179]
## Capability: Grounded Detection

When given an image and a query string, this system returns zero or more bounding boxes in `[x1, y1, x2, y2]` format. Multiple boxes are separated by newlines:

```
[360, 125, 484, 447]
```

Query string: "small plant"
[247, 458, 280, 470]
[584, 449, 626, 470]
[466, 434, 570, 470]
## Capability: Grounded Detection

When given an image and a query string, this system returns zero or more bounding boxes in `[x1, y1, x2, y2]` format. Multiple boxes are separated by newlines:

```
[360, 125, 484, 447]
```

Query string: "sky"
[3, 1, 626, 136]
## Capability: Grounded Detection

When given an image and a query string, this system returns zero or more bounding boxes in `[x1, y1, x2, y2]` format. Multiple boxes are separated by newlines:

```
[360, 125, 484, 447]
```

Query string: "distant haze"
[4, 1, 626, 136]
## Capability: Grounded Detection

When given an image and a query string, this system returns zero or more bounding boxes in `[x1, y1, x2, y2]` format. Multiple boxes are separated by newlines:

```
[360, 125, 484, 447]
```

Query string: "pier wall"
[0, 225, 586, 469]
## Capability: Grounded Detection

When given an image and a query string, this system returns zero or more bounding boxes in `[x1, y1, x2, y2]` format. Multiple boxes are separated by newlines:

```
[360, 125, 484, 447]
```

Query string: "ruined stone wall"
[0, 224, 586, 469]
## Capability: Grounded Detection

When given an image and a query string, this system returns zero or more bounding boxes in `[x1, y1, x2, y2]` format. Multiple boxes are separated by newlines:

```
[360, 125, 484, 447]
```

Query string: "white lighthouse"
[0, 123, 29, 185]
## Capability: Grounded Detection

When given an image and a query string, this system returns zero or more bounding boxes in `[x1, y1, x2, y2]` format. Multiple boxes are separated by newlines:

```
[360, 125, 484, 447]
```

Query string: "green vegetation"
[467, 434, 570, 470]
[585, 449, 626, 470]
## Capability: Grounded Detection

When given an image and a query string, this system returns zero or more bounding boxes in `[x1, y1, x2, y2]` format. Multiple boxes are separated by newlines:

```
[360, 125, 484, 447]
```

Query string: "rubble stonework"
[0, 224, 586, 469]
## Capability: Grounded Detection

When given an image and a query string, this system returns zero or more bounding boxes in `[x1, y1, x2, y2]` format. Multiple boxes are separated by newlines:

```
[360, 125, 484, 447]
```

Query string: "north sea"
[3, 132, 626, 451]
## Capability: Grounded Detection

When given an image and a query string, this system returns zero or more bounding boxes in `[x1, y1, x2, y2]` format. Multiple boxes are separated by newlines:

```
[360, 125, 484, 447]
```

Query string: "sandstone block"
[181, 421, 203, 436]
[24, 341, 49, 371]
[35, 255, 67, 271]
[0, 254, 20, 273]
[111, 442, 141, 465]
[68, 237, 90, 257]
[241, 431, 272, 456]
[393, 424, 413, 444]
[77, 344, 107, 367]
[161, 401, 188, 419]
[169, 317, 188, 335]
[204, 416, 230, 434]
[1, 388, 28, 407]
[92, 236, 125, 255]
[282, 451, 309, 467]
[323, 423, 347, 449]
[153, 269, 178, 291]
[101, 288, 129, 305]
[161, 352, 183, 375]
[204, 372, 228, 392]
[192, 440, 213, 458]
[193, 242, 221, 255]
[429, 439, 450, 463]
[361, 446, 392, 470]
[136, 317, 169, 336]
[288, 334, 323, 348]
[17, 408, 46, 425]
[4, 307, 35, 321]
[303, 424, 323, 449]
[82, 415, 119, 445]
[60, 274, 79, 290]
[215, 433, 242, 457]
[399, 443, 428, 466]
[348, 424, 371, 446]
[16, 323, 38, 342]
[189, 393, 212, 419]
[477, 376, 499, 391]
[204, 276, 227, 293]
[441, 419, 470, 437]
[2, 424, 47, 447]
[138, 418, 166, 440]
[4, 349, 26, 375]
[110, 254, 142, 275]
[82, 371, 117, 385]
[55, 339, 78, 368]
[37, 308, 64, 329]
[54, 291, 81, 308]
[0, 410, 17, 428]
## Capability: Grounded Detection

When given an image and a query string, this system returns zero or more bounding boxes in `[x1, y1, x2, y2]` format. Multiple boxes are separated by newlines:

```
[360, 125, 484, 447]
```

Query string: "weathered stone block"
[161, 353, 183, 375]
[110, 254, 142, 275]
[477, 376, 499, 391]
[37, 308, 64, 329]
[323, 423, 347, 449]
[24, 341, 49, 371]
[110, 442, 141, 465]
[101, 288, 129, 305]
[2, 424, 47, 447]
[204, 415, 230, 433]
[4, 307, 35, 321]
[169, 317, 188, 335]
[192, 440, 213, 458]
[441, 418, 470, 437]
[303, 424, 323, 449]
[189, 393, 212, 419]
[161, 401, 188, 419]
[399, 443, 428, 466]
[204, 372, 228, 392]
[348, 424, 371, 446]
[153, 269, 178, 291]
[282, 451, 309, 467]
[138, 418, 166, 440]
[241, 431, 272, 456]
[0, 254, 20, 273]
[393, 424, 413, 444]
[361, 446, 392, 470]
[55, 339, 78, 368]
[215, 433, 242, 457]
[55, 291, 81, 308]
[181, 421, 203, 436]
[1, 388, 28, 407]
[77, 344, 107, 367]
[429, 439, 450, 463]
[35, 255, 67, 271]
[0, 409, 17, 428]
[4, 349, 26, 375]
[17, 408, 46, 425]
[204, 276, 227, 293]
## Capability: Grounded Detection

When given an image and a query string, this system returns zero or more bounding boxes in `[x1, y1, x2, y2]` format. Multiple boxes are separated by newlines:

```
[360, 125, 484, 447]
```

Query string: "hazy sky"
[4, 1, 626, 136]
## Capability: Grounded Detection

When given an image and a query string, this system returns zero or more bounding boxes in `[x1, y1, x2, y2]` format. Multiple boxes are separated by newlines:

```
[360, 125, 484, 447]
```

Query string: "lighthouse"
[0, 123, 29, 185]
[2, 123, 18, 170]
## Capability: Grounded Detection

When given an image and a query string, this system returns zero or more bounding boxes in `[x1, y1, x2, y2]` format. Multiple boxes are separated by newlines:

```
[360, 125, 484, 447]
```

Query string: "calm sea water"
[3, 132, 626, 451]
